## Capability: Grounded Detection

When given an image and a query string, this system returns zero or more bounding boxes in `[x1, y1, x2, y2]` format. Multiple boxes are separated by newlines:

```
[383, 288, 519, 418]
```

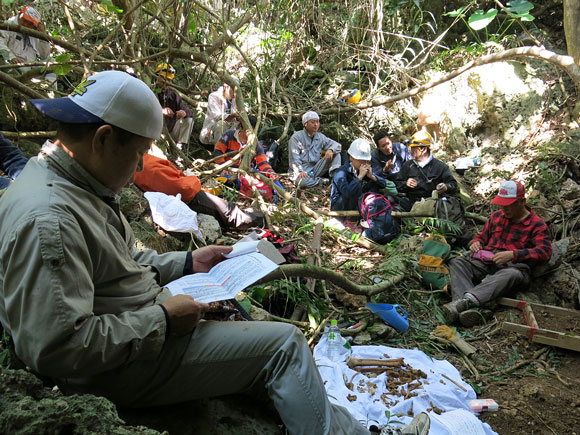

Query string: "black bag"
[259, 139, 280, 171]
[359, 192, 399, 244]
[434, 196, 471, 246]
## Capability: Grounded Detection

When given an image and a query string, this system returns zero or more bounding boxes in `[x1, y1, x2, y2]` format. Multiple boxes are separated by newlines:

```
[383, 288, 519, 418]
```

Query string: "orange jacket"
[213, 129, 275, 176]
[134, 154, 201, 203]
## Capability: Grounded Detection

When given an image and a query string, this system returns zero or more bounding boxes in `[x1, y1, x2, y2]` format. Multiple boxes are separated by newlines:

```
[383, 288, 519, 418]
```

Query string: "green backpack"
[418, 235, 451, 291]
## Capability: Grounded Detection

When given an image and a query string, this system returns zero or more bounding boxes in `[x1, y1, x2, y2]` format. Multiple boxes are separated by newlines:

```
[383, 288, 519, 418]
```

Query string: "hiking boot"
[443, 298, 474, 324]
[370, 412, 431, 435]
[459, 308, 494, 327]
[237, 211, 265, 229]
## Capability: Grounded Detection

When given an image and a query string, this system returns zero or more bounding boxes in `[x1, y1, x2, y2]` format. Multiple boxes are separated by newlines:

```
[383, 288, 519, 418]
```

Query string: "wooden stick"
[441, 373, 467, 391]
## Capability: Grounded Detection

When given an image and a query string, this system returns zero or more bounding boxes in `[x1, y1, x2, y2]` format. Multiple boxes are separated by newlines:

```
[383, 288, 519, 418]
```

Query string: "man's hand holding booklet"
[165, 239, 284, 303]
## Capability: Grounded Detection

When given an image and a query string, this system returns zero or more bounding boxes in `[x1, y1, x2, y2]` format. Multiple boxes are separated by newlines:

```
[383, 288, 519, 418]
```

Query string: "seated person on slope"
[288, 111, 342, 188]
[213, 115, 277, 178]
[395, 130, 458, 212]
[330, 138, 386, 212]
[134, 153, 264, 230]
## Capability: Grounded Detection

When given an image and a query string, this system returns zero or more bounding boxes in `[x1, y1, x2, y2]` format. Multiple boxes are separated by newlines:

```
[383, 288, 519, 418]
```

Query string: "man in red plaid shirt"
[444, 180, 552, 327]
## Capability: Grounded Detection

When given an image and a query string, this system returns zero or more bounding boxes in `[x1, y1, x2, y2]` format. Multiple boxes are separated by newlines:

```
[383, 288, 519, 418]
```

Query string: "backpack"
[239, 174, 273, 202]
[359, 192, 399, 244]
[259, 139, 280, 171]
[418, 234, 451, 291]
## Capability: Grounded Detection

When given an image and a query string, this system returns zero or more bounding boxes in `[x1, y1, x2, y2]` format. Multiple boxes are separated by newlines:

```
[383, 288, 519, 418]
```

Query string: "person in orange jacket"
[213, 115, 277, 179]
[134, 153, 264, 230]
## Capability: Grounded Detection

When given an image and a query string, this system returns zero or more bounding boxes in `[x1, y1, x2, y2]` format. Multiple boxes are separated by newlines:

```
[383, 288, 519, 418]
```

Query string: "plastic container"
[327, 319, 342, 361]
[365, 303, 409, 333]
[469, 399, 499, 412]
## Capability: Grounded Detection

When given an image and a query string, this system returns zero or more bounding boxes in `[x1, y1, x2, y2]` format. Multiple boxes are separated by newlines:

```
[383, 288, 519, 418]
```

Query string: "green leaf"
[444, 6, 467, 18]
[188, 18, 197, 33]
[468, 9, 498, 31]
[505, 0, 534, 15]
[2, 0, 15, 5]
[53, 64, 72, 75]
[469, 382, 482, 394]
[54, 53, 71, 63]
[237, 298, 251, 313]
[519, 12, 535, 22]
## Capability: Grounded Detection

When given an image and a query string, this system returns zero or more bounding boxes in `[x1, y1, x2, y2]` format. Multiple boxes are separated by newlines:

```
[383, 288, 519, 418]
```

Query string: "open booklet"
[164, 239, 283, 303]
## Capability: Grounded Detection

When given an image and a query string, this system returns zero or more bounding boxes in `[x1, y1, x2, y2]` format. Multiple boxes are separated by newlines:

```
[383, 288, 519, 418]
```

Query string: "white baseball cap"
[302, 111, 319, 125]
[30, 70, 163, 139]
[348, 138, 371, 161]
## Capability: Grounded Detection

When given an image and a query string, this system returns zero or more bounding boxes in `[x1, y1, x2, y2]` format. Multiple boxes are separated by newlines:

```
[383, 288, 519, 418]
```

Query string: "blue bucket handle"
[392, 304, 408, 320]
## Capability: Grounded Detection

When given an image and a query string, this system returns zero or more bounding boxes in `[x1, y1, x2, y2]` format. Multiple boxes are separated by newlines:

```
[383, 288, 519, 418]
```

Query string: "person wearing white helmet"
[0, 6, 50, 65]
[199, 79, 241, 148]
[288, 110, 342, 188]
[330, 138, 386, 212]
[0, 71, 372, 435]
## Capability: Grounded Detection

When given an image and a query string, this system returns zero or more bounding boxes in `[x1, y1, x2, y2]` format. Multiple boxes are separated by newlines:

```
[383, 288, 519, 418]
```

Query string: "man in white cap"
[443, 180, 552, 327]
[288, 110, 342, 188]
[0, 6, 50, 65]
[0, 71, 374, 435]
[199, 80, 240, 148]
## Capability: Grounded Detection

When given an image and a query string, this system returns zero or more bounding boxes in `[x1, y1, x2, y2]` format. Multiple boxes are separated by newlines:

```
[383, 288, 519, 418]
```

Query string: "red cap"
[492, 180, 525, 206]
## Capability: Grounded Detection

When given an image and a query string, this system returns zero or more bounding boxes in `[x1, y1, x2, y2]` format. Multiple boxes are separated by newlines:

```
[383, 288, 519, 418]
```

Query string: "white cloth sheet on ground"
[314, 336, 497, 435]
[143, 191, 204, 240]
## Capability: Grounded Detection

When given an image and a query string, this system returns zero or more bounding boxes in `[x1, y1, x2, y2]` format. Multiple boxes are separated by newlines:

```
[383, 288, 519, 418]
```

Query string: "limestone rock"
[532, 238, 570, 278]
[0, 367, 159, 434]
[197, 213, 222, 244]
[353, 331, 372, 345]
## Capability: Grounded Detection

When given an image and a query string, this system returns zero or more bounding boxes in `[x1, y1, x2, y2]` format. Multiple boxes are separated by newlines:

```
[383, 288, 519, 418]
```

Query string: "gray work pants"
[169, 117, 194, 145]
[295, 154, 342, 188]
[62, 321, 369, 435]
[448, 256, 530, 305]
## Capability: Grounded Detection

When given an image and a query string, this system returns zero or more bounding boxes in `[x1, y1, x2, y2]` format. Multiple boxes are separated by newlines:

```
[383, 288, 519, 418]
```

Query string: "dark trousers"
[187, 190, 260, 229]
[449, 256, 530, 305]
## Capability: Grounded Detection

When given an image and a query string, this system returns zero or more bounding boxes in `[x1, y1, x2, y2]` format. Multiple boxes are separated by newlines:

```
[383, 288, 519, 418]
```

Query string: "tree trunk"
[564, 0, 580, 66]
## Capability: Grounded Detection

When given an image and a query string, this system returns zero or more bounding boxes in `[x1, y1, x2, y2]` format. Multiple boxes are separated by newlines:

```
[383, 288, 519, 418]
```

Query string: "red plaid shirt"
[473, 207, 552, 264]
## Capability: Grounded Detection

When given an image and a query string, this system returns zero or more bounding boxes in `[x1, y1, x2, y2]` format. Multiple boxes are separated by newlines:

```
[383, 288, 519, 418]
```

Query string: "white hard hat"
[348, 138, 371, 160]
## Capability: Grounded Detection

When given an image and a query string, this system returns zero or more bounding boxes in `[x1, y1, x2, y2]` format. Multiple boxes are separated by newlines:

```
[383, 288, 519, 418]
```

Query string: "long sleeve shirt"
[396, 156, 457, 201]
[473, 207, 552, 264]
[0, 142, 188, 379]
[0, 133, 28, 189]
[199, 87, 237, 145]
[213, 129, 275, 176]
[288, 129, 341, 180]
[0, 16, 50, 63]
[370, 142, 412, 182]
[157, 87, 192, 133]
[330, 160, 386, 211]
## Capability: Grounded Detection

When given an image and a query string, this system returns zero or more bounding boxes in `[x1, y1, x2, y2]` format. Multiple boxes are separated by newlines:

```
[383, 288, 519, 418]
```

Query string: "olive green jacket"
[0, 142, 185, 379]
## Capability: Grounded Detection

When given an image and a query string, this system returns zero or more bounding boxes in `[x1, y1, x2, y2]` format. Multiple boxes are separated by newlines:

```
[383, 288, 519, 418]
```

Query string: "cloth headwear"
[19, 6, 41, 28]
[348, 138, 372, 161]
[302, 111, 319, 125]
[492, 180, 525, 206]
[30, 70, 163, 139]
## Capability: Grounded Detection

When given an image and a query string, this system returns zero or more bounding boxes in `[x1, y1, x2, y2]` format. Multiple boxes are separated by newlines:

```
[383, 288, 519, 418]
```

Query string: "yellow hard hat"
[341, 89, 361, 104]
[156, 63, 175, 80]
[409, 130, 434, 148]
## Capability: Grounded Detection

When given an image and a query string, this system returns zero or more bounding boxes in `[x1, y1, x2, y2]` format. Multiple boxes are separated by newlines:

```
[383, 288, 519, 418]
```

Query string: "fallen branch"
[256, 263, 406, 296]
[0, 130, 56, 139]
